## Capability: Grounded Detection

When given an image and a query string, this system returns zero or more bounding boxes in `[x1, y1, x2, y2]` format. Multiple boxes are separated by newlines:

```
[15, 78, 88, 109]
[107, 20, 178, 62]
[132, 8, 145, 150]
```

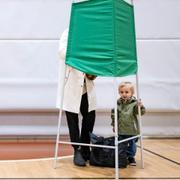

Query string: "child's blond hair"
[118, 81, 134, 95]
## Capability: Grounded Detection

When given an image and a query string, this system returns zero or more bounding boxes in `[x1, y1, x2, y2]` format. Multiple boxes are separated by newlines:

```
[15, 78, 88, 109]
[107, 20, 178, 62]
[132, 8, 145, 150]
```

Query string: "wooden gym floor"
[0, 138, 179, 180]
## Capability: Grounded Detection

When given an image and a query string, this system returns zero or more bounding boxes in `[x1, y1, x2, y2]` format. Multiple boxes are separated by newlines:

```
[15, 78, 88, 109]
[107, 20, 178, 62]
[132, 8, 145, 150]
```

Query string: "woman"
[57, 28, 96, 166]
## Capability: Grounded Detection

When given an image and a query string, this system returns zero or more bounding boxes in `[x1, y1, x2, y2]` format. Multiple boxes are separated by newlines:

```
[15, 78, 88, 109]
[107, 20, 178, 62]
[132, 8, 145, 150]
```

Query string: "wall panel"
[0, 0, 179, 136]
[134, 0, 180, 38]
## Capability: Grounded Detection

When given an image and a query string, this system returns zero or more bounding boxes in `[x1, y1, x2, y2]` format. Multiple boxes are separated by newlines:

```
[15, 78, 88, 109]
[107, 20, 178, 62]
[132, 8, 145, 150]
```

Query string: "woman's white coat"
[56, 29, 96, 113]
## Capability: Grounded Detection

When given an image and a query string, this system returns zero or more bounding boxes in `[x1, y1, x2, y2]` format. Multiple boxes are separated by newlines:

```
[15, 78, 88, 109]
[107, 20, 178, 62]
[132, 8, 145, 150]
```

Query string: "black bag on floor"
[89, 133, 128, 168]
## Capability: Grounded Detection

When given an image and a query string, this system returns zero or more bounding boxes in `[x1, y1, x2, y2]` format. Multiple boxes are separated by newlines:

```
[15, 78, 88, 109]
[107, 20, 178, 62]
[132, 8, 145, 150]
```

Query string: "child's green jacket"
[111, 96, 146, 135]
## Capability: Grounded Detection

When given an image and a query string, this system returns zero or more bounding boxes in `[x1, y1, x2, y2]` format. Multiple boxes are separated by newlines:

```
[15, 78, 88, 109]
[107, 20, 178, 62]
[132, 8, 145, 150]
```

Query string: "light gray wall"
[0, 111, 179, 137]
[0, 0, 180, 136]
[0, 0, 72, 110]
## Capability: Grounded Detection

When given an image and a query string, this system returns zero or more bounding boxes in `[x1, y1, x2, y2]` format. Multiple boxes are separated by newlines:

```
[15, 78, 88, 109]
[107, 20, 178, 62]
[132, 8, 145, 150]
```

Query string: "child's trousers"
[118, 135, 138, 158]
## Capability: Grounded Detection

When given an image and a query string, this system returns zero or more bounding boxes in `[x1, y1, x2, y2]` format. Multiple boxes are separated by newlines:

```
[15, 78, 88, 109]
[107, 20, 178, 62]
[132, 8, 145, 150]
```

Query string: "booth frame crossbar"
[57, 134, 140, 149]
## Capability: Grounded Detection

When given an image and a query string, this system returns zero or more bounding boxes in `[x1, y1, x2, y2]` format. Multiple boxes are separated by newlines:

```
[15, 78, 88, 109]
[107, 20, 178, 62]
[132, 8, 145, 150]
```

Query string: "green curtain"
[66, 0, 137, 77]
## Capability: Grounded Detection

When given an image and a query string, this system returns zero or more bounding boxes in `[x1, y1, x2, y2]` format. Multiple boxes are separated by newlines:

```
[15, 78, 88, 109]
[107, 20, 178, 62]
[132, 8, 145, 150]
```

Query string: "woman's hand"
[86, 74, 97, 80]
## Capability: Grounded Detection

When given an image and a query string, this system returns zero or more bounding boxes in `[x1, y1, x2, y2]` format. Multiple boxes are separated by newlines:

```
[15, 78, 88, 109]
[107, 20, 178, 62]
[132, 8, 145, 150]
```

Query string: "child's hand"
[137, 99, 143, 107]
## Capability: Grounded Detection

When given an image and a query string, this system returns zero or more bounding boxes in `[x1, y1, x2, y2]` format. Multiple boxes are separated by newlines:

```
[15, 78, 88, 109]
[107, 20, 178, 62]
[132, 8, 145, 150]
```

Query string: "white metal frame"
[54, 1, 144, 179]
[54, 74, 144, 180]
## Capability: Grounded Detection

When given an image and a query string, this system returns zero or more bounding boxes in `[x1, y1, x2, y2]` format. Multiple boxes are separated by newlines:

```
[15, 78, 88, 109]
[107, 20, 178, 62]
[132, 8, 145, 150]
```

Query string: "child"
[111, 82, 146, 166]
